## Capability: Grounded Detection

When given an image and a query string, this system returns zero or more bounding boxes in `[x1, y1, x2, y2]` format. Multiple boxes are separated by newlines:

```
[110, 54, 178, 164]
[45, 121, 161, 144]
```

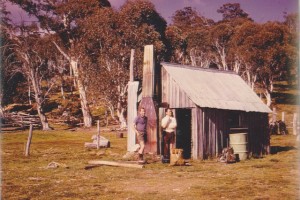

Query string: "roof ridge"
[160, 62, 237, 75]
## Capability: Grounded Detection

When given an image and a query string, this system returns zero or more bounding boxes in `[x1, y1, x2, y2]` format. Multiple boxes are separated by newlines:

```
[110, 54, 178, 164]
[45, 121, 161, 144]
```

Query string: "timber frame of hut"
[127, 45, 272, 160]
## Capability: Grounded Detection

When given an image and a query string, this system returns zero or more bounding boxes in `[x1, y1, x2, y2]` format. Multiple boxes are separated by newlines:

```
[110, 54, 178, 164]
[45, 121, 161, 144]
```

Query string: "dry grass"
[1, 125, 299, 200]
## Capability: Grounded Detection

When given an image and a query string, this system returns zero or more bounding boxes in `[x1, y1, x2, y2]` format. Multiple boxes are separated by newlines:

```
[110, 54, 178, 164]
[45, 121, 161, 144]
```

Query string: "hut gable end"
[161, 67, 195, 108]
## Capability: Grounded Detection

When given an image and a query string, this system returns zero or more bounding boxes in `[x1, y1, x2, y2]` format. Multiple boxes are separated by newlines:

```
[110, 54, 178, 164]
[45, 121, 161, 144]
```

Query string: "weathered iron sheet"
[127, 81, 139, 151]
[161, 62, 271, 113]
[142, 45, 155, 97]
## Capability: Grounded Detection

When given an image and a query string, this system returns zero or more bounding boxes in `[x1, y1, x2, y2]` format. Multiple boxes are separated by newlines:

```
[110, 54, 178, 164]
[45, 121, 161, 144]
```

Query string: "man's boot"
[138, 153, 143, 161]
[138, 153, 145, 164]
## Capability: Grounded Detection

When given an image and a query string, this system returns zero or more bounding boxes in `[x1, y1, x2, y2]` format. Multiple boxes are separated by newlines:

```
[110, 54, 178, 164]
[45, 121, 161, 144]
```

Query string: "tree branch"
[53, 41, 70, 60]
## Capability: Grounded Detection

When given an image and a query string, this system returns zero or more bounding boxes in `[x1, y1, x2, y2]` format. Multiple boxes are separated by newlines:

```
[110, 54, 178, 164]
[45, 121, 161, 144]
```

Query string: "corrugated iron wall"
[247, 112, 270, 156]
[127, 81, 139, 151]
[193, 107, 229, 159]
[192, 107, 269, 160]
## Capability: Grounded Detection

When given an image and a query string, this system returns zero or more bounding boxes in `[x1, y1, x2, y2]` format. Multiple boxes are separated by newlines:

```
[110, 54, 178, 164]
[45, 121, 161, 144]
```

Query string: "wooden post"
[25, 124, 33, 157]
[221, 131, 223, 150]
[130, 49, 135, 82]
[216, 130, 218, 157]
[281, 112, 285, 122]
[293, 113, 297, 135]
[105, 111, 109, 127]
[97, 120, 100, 149]
[21, 116, 24, 129]
[28, 84, 32, 105]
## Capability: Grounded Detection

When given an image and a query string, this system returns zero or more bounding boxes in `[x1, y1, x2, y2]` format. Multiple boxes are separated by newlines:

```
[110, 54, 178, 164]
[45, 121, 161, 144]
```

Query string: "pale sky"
[110, 0, 299, 24]
[7, 0, 299, 24]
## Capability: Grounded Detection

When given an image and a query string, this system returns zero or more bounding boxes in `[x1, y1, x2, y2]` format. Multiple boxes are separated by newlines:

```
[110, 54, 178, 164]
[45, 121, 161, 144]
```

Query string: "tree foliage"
[2, 0, 298, 125]
[74, 0, 167, 124]
[217, 3, 252, 21]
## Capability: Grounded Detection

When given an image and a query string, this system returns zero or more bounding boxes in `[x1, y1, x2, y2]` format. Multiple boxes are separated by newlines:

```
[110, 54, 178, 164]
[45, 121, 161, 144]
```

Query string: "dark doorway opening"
[175, 109, 192, 159]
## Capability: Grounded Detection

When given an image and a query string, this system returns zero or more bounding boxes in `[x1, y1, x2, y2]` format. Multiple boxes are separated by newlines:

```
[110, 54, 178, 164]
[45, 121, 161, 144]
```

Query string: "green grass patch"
[2, 126, 300, 199]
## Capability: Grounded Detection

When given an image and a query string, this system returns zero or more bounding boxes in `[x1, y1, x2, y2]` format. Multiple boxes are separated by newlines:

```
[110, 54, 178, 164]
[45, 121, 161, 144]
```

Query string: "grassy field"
[1, 125, 299, 200]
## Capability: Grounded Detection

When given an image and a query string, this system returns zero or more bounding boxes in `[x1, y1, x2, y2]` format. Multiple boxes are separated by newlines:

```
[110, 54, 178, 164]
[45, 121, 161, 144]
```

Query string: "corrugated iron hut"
[129, 45, 271, 160]
[160, 62, 272, 160]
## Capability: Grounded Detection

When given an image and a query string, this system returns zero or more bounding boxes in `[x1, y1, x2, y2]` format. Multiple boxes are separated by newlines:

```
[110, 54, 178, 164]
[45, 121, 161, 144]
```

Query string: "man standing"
[161, 108, 177, 161]
[133, 107, 147, 162]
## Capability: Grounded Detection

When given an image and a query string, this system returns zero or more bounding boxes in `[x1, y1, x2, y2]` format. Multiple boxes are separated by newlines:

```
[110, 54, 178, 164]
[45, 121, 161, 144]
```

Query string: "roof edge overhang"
[161, 62, 237, 75]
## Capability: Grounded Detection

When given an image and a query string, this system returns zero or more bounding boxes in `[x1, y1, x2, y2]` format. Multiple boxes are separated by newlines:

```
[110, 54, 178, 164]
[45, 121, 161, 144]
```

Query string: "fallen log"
[87, 160, 144, 169]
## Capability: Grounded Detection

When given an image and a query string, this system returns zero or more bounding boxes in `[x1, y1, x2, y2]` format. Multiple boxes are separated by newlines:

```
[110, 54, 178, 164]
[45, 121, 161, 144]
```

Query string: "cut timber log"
[84, 142, 110, 148]
[87, 160, 144, 169]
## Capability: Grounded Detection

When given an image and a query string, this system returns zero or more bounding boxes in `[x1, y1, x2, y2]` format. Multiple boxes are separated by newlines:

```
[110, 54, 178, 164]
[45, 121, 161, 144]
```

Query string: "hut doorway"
[175, 109, 192, 159]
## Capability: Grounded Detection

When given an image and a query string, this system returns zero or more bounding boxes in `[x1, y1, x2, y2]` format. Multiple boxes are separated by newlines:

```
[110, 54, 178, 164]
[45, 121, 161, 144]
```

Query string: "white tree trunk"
[233, 57, 241, 74]
[220, 48, 227, 70]
[30, 68, 50, 130]
[246, 71, 251, 87]
[245, 69, 257, 90]
[0, 100, 3, 117]
[190, 49, 196, 66]
[70, 60, 92, 127]
[215, 41, 227, 70]
[60, 76, 65, 100]
[53, 42, 93, 128]
[117, 105, 127, 129]
[264, 89, 272, 107]
[108, 105, 116, 120]
[116, 84, 128, 129]
[28, 78, 32, 105]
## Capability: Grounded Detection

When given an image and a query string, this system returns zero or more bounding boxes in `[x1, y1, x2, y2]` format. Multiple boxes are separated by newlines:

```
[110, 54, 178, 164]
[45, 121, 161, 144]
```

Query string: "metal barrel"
[229, 128, 248, 160]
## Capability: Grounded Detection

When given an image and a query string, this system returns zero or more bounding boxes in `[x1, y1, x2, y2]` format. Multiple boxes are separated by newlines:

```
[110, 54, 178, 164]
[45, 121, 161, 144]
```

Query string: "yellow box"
[170, 148, 185, 166]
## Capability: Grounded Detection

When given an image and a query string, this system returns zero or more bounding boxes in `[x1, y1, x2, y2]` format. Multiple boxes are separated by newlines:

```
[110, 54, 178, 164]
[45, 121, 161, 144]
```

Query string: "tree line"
[1, 0, 298, 130]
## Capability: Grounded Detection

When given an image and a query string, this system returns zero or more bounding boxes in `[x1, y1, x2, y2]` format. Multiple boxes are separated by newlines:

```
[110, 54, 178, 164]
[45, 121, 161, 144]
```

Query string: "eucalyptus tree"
[3, 23, 58, 130]
[217, 3, 252, 21]
[0, 3, 12, 115]
[283, 12, 299, 85]
[208, 3, 252, 71]
[7, 0, 111, 127]
[252, 22, 296, 106]
[230, 20, 260, 89]
[77, 7, 121, 123]
[232, 21, 295, 106]
[118, 0, 167, 77]
[209, 22, 234, 70]
[167, 7, 214, 66]
[79, 0, 167, 126]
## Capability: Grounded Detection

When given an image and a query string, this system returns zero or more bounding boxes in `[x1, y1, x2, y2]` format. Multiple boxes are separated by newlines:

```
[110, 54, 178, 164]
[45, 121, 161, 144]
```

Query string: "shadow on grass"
[274, 83, 298, 91]
[272, 92, 299, 105]
[270, 146, 297, 154]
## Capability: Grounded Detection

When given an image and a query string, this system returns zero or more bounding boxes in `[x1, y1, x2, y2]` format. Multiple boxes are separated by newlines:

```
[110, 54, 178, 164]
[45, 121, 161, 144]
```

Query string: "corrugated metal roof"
[161, 62, 272, 113]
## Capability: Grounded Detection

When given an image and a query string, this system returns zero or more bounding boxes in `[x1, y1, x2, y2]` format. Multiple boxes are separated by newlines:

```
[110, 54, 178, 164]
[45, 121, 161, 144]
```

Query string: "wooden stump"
[116, 132, 123, 138]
